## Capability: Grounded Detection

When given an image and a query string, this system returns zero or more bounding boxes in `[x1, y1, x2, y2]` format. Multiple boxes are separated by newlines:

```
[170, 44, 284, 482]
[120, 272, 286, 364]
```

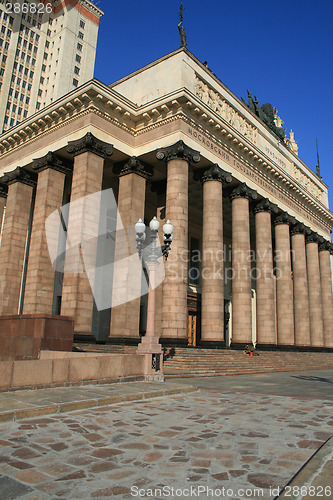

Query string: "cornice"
[0, 85, 332, 230]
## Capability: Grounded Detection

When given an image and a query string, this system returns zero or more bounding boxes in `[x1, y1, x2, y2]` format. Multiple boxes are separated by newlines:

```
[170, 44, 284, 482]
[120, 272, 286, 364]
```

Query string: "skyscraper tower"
[0, 0, 103, 132]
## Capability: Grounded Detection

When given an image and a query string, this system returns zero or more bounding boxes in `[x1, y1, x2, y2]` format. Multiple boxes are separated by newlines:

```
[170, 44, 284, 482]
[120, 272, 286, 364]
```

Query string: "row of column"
[0, 136, 332, 349]
[156, 140, 333, 348]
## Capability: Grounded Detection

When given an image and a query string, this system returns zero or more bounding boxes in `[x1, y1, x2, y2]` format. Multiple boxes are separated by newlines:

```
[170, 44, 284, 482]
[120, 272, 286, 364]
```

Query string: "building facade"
[0, 48, 332, 349]
[0, 0, 103, 132]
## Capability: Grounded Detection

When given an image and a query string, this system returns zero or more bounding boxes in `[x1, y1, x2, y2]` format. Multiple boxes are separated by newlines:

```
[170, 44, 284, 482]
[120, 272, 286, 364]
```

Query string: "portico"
[0, 48, 332, 350]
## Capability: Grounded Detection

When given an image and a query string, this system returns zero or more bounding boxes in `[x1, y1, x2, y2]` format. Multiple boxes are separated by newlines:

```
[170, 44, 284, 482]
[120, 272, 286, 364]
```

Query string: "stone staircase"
[73, 342, 333, 378]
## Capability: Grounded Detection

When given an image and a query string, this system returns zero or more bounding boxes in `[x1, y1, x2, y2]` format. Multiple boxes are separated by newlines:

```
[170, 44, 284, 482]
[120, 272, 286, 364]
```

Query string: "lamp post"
[135, 216, 173, 380]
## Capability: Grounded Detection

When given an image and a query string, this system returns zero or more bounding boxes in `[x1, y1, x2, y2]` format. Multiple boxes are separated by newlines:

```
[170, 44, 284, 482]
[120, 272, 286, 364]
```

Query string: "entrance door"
[188, 312, 197, 346]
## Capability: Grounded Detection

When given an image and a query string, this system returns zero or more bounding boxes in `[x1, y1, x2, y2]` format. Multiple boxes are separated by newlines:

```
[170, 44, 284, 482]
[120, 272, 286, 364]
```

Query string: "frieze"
[194, 75, 257, 145]
[186, 125, 331, 234]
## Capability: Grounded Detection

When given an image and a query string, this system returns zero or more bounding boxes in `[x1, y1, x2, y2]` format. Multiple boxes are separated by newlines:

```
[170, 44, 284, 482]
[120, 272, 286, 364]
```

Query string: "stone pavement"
[0, 370, 332, 499]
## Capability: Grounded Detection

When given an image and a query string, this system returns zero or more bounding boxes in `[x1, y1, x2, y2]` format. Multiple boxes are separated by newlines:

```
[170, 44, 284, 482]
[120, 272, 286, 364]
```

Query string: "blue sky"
[94, 0, 333, 216]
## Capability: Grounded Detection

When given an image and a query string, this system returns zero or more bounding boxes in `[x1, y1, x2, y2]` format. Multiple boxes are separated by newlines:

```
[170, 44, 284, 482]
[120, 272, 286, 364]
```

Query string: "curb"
[277, 436, 333, 499]
[0, 385, 197, 423]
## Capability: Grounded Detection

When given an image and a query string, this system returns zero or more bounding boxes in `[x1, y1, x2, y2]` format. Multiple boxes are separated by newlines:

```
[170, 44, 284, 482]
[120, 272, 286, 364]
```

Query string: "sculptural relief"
[194, 76, 257, 144]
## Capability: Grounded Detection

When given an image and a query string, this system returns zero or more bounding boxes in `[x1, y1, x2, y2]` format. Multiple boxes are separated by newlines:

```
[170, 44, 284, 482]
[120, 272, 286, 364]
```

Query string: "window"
[0, 68, 4, 76]
[29, 70, 33, 78]
[14, 90, 18, 98]
[25, 97, 30, 104]
[38, 89, 42, 96]
[20, 94, 24, 101]
[7, 29, 11, 37]
[74, 66, 80, 75]
[73, 78, 78, 87]
[4, 41, 9, 49]
[2, 55, 7, 63]
[24, 110, 27, 118]
[45, 41, 50, 48]
[18, 107, 22, 115]
[10, 118, 14, 126]
[42, 64, 46, 72]
[19, 64, 23, 73]
[78, 31, 84, 39]
[77, 42, 82, 51]
[12, 104, 16, 112]
[40, 76, 44, 84]
[80, 20, 85, 29]
[47, 29, 51, 36]
[75, 54, 81, 63]
[9, 17, 14, 25]
[36, 102, 41, 110]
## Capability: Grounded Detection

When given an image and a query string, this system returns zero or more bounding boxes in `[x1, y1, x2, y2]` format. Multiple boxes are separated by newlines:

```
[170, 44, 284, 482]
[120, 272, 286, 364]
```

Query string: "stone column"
[157, 140, 200, 340]
[273, 212, 295, 346]
[201, 164, 231, 342]
[109, 157, 153, 339]
[61, 133, 113, 336]
[0, 168, 36, 315]
[23, 153, 70, 314]
[306, 233, 324, 347]
[254, 199, 278, 346]
[291, 223, 311, 346]
[0, 183, 7, 242]
[318, 241, 333, 348]
[230, 183, 257, 346]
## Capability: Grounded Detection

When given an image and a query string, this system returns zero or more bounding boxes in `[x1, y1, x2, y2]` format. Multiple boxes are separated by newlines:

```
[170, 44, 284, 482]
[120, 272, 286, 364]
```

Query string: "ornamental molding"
[254, 198, 278, 214]
[194, 75, 258, 146]
[305, 232, 322, 244]
[156, 140, 200, 164]
[0, 183, 8, 198]
[194, 164, 232, 184]
[2, 167, 37, 187]
[318, 240, 332, 252]
[273, 212, 296, 226]
[230, 183, 257, 201]
[113, 157, 153, 179]
[290, 223, 311, 236]
[33, 151, 72, 175]
[67, 132, 113, 159]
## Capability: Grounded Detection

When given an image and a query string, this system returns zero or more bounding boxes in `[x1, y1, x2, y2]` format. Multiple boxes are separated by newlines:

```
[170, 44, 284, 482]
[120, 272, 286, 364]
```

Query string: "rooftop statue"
[244, 91, 286, 141]
[178, 1, 187, 47]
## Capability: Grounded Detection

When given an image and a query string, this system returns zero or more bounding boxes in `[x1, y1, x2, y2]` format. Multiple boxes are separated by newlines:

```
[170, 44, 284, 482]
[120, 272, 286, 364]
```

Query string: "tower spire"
[178, 1, 187, 48]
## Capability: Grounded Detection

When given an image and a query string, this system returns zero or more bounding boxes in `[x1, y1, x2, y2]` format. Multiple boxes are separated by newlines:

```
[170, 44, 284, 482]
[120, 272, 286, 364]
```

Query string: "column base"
[137, 335, 162, 354]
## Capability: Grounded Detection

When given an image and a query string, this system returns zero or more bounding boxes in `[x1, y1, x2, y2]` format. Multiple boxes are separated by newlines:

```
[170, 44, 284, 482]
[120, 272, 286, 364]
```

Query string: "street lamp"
[135, 216, 173, 381]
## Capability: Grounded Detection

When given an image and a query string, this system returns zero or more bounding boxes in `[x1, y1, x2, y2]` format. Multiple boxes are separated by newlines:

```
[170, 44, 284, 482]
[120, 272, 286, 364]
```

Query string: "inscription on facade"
[265, 147, 287, 170]
[194, 76, 257, 145]
[187, 126, 329, 233]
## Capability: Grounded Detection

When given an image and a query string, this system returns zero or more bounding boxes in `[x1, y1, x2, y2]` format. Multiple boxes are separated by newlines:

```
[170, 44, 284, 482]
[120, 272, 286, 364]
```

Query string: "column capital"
[67, 132, 113, 159]
[2, 167, 37, 187]
[318, 239, 332, 252]
[273, 211, 296, 226]
[305, 232, 322, 244]
[254, 198, 278, 215]
[113, 156, 153, 179]
[156, 140, 200, 164]
[230, 182, 257, 201]
[33, 151, 72, 175]
[0, 182, 8, 198]
[196, 164, 232, 184]
[291, 222, 311, 236]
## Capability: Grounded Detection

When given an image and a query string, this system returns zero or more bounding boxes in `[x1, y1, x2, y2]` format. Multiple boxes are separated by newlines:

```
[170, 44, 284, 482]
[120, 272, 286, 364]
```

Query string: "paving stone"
[0, 475, 34, 498]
